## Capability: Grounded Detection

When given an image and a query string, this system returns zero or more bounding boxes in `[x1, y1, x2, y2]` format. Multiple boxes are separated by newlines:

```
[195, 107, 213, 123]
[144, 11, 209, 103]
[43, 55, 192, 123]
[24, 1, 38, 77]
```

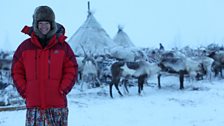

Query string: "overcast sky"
[1, 0, 224, 51]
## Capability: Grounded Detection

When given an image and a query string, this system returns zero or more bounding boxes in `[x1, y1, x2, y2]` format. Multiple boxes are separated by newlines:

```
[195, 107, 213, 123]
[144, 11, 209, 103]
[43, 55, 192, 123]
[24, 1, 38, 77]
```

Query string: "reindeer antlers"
[80, 43, 87, 57]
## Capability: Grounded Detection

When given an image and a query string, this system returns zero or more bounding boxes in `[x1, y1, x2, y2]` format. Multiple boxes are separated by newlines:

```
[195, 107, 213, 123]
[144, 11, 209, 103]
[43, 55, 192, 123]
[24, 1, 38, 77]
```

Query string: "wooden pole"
[88, 1, 91, 15]
[0, 106, 26, 112]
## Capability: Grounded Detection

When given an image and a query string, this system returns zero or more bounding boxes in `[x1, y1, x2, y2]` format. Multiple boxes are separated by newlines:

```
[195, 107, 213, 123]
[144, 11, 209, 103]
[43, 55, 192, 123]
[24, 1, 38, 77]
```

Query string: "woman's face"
[38, 21, 51, 35]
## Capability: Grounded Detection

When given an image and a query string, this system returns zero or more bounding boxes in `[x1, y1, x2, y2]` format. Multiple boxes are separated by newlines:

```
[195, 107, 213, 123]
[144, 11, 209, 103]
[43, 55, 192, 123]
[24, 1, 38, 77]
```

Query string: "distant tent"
[68, 11, 116, 56]
[113, 26, 135, 48]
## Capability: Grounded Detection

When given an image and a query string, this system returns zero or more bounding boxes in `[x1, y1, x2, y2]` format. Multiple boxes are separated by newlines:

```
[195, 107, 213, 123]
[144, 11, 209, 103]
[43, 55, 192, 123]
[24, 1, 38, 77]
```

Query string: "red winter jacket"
[11, 24, 78, 109]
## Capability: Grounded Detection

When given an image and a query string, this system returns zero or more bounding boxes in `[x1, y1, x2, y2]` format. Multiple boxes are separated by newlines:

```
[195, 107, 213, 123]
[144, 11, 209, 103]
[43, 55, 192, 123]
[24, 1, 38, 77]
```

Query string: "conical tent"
[68, 12, 117, 56]
[113, 26, 135, 48]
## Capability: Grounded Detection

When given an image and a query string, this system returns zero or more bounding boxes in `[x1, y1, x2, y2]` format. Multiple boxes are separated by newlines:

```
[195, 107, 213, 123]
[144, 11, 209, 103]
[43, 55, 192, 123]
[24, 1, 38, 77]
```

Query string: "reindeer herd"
[76, 47, 224, 98]
[1, 47, 224, 98]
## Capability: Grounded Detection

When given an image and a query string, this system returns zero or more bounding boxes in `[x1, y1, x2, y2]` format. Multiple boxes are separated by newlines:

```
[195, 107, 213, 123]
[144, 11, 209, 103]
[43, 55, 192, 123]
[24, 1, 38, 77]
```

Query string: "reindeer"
[208, 51, 224, 78]
[76, 56, 84, 82]
[78, 45, 101, 91]
[190, 56, 214, 80]
[157, 51, 206, 89]
[109, 60, 161, 98]
[0, 59, 12, 81]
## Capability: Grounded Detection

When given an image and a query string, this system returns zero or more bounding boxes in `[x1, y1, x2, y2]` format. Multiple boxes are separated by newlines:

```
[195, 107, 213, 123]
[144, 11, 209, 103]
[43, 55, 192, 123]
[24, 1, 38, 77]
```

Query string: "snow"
[110, 46, 139, 62]
[0, 77, 224, 126]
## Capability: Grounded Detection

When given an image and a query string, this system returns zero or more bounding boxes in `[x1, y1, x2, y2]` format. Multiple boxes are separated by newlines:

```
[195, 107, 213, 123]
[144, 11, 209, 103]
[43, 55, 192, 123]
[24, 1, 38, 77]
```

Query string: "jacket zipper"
[35, 49, 38, 80]
[48, 50, 51, 79]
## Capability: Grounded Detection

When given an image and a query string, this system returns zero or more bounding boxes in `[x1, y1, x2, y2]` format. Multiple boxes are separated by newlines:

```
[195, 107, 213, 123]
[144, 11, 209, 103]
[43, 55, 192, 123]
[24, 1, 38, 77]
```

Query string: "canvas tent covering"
[113, 26, 135, 48]
[68, 12, 116, 56]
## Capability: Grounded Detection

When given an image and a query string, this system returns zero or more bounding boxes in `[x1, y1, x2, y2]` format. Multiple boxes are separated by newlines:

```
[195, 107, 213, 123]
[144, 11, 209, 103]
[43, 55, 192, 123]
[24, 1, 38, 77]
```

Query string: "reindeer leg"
[138, 74, 145, 95]
[109, 83, 114, 98]
[221, 68, 223, 78]
[114, 83, 123, 97]
[157, 73, 161, 89]
[80, 81, 84, 92]
[123, 79, 129, 94]
[179, 70, 184, 90]
[137, 77, 141, 94]
[138, 85, 141, 95]
[141, 75, 146, 91]
[79, 72, 82, 80]
[96, 77, 102, 87]
[138, 81, 143, 95]
[110, 78, 123, 98]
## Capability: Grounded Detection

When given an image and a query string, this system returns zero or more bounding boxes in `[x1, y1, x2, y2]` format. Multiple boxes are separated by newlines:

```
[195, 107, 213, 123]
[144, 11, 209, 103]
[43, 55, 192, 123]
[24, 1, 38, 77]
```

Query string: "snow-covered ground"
[0, 76, 224, 126]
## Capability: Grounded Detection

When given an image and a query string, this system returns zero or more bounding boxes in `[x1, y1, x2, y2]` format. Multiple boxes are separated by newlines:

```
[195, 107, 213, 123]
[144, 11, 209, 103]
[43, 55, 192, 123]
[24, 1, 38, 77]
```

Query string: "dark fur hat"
[33, 6, 57, 38]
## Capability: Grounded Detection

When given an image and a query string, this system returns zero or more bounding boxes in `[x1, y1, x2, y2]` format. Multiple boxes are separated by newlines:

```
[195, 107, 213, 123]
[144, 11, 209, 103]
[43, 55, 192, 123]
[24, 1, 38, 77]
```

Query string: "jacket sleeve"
[11, 44, 26, 99]
[60, 42, 78, 95]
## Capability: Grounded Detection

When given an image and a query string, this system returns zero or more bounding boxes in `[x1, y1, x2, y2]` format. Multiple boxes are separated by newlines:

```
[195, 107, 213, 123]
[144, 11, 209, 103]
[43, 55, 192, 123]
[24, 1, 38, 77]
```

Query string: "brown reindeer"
[109, 60, 160, 98]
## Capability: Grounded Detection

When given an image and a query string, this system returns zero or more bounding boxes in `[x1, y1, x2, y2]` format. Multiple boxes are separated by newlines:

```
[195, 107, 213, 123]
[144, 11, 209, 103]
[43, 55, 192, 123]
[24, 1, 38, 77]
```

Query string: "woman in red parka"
[11, 6, 78, 126]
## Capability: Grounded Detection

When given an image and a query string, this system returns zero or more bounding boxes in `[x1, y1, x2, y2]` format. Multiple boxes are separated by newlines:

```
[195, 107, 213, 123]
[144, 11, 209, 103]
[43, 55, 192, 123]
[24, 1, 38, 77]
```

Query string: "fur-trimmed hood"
[33, 6, 57, 39]
[21, 23, 67, 48]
